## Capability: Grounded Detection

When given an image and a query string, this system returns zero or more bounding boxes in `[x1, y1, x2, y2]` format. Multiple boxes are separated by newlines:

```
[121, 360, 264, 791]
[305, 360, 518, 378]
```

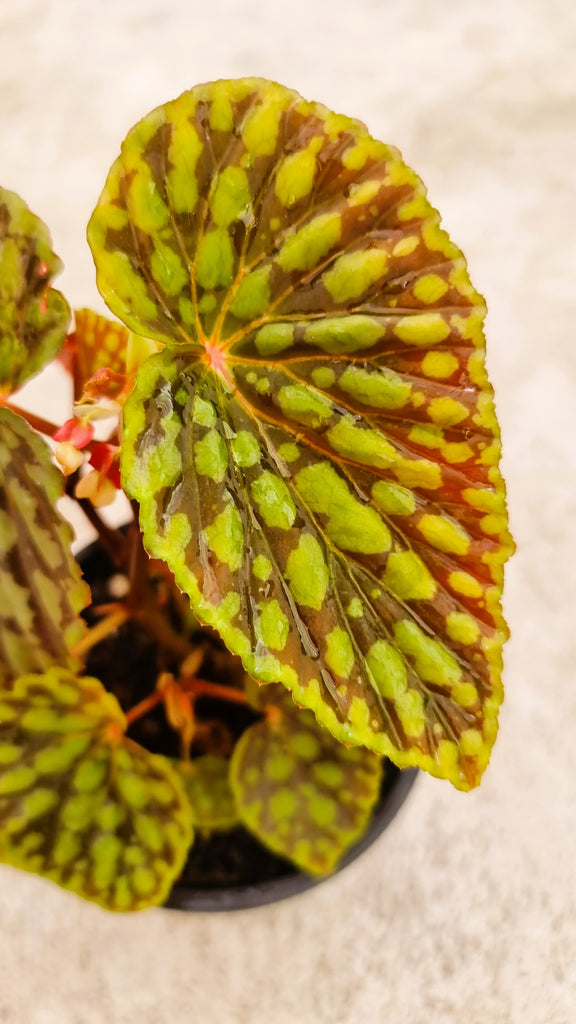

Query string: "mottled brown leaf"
[0, 187, 70, 395]
[89, 79, 513, 789]
[0, 408, 90, 684]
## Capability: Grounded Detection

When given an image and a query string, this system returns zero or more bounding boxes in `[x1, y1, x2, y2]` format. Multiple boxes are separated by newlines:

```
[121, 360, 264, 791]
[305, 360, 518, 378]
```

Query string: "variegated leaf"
[0, 408, 90, 684]
[69, 308, 160, 403]
[176, 755, 238, 831]
[231, 684, 383, 874]
[90, 79, 514, 789]
[0, 187, 70, 395]
[0, 668, 193, 911]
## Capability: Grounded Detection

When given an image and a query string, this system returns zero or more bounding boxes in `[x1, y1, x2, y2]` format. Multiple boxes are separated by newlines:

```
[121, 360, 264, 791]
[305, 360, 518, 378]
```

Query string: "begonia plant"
[0, 78, 513, 911]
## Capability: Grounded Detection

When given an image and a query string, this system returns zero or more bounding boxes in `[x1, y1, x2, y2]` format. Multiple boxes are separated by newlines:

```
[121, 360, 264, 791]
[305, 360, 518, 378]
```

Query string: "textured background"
[1, 1, 575, 1021]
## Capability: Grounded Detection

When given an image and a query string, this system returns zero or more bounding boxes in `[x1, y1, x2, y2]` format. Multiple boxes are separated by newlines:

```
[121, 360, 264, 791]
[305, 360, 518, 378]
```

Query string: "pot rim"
[165, 763, 418, 912]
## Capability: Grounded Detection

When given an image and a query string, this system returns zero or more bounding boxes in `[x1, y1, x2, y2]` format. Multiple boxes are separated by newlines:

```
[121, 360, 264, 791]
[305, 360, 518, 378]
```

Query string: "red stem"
[125, 676, 249, 727]
[3, 400, 59, 437]
[181, 677, 249, 706]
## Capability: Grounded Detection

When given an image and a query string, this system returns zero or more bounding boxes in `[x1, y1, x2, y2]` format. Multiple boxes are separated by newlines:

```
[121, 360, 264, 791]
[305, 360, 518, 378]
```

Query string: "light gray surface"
[1, 1, 575, 1021]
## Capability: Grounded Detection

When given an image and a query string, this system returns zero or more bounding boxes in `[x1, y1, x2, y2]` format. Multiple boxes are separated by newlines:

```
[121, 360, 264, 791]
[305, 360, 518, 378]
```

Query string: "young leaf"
[68, 309, 160, 403]
[230, 687, 383, 875]
[0, 667, 193, 911]
[176, 755, 238, 831]
[0, 407, 90, 684]
[90, 79, 513, 789]
[0, 187, 70, 396]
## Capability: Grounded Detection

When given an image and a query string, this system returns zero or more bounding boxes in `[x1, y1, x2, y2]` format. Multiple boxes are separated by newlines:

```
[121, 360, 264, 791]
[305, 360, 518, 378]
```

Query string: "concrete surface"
[1, 1, 575, 1021]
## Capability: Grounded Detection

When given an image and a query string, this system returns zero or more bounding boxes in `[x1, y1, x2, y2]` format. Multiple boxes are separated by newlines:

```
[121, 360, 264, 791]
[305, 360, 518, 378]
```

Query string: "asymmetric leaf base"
[88, 78, 513, 790]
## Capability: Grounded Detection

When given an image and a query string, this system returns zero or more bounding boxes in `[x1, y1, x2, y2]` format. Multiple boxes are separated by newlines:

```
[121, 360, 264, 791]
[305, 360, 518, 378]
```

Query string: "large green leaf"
[0, 408, 90, 684]
[0, 668, 193, 911]
[231, 684, 383, 874]
[0, 187, 70, 396]
[90, 79, 514, 790]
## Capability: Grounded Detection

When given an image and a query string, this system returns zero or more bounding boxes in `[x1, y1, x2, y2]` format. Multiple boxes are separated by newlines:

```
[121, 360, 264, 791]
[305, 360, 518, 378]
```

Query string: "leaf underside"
[0, 668, 193, 911]
[0, 187, 70, 396]
[231, 684, 383, 874]
[0, 408, 90, 685]
[89, 78, 514, 790]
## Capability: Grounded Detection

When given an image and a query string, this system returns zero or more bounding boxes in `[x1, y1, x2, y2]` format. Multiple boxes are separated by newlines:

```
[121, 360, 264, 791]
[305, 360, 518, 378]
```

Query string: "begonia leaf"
[69, 308, 160, 403]
[176, 755, 238, 830]
[0, 408, 90, 684]
[0, 668, 193, 911]
[0, 187, 70, 395]
[89, 79, 514, 790]
[231, 684, 383, 874]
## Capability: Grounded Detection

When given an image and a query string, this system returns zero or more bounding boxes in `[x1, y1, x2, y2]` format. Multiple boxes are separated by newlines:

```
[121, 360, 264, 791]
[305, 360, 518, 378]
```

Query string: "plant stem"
[125, 690, 164, 726]
[71, 607, 129, 660]
[180, 677, 249, 706]
[125, 675, 249, 728]
[74, 492, 131, 568]
[127, 518, 151, 601]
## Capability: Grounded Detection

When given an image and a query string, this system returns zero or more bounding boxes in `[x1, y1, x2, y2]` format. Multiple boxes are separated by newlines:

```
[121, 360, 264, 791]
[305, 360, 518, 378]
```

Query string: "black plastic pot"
[78, 535, 418, 913]
[166, 763, 417, 912]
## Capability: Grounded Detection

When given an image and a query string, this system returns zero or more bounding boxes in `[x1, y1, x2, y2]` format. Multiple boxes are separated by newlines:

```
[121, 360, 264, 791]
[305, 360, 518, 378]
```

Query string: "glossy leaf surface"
[0, 187, 70, 395]
[176, 755, 238, 830]
[0, 668, 193, 910]
[0, 408, 90, 684]
[91, 79, 514, 789]
[231, 684, 382, 874]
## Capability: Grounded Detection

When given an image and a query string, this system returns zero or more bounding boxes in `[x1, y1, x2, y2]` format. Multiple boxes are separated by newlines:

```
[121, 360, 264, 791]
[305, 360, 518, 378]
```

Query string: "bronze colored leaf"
[0, 408, 90, 684]
[69, 308, 160, 404]
[231, 684, 383, 874]
[0, 187, 70, 396]
[91, 79, 513, 789]
[0, 668, 193, 911]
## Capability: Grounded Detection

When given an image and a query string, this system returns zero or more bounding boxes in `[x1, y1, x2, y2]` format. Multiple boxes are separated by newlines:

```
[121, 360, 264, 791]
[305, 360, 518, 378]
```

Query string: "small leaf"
[0, 408, 91, 684]
[176, 755, 238, 831]
[231, 686, 383, 874]
[0, 187, 70, 395]
[68, 308, 161, 404]
[92, 79, 513, 789]
[0, 667, 193, 911]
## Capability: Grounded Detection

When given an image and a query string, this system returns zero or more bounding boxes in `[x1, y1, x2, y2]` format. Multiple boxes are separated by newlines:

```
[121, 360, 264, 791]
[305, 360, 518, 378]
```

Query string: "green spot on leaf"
[195, 228, 235, 291]
[295, 462, 391, 554]
[203, 502, 244, 571]
[250, 471, 296, 530]
[366, 641, 408, 700]
[285, 535, 329, 611]
[252, 555, 272, 581]
[277, 213, 341, 273]
[230, 266, 271, 320]
[277, 384, 333, 428]
[210, 166, 252, 228]
[323, 249, 388, 303]
[231, 430, 261, 467]
[194, 429, 228, 483]
[258, 600, 290, 652]
[339, 365, 411, 410]
[325, 628, 355, 679]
